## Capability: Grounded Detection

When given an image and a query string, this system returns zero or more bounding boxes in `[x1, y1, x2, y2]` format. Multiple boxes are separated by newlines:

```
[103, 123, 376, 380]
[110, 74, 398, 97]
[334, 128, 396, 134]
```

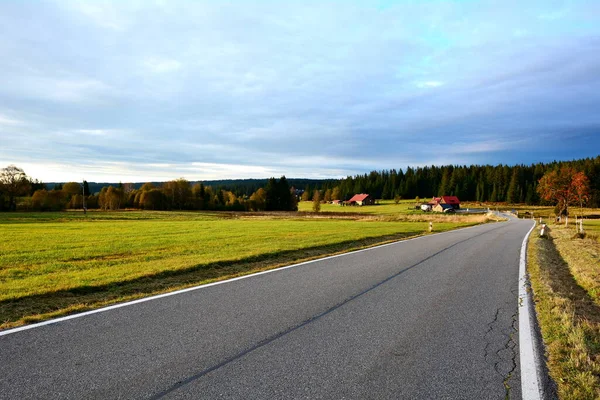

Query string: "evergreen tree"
[506, 169, 519, 204]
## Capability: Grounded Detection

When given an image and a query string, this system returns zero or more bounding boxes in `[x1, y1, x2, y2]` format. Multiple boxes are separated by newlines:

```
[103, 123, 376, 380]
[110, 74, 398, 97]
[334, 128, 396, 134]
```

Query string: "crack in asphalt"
[501, 310, 518, 400]
[148, 223, 511, 399]
[483, 308, 501, 364]
[483, 305, 519, 399]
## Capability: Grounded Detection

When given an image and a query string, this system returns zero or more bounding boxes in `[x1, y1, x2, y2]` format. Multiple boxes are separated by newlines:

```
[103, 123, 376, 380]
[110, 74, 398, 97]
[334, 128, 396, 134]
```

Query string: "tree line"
[299, 156, 600, 208]
[1, 156, 598, 212]
[0, 168, 298, 212]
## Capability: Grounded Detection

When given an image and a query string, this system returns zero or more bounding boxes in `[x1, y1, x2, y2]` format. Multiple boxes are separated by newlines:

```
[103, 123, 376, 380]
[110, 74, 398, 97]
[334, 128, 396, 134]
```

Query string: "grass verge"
[528, 225, 600, 399]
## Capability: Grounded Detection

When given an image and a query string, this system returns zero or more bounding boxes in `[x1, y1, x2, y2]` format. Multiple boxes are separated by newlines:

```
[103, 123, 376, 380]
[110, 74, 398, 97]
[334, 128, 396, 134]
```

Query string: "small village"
[330, 193, 461, 213]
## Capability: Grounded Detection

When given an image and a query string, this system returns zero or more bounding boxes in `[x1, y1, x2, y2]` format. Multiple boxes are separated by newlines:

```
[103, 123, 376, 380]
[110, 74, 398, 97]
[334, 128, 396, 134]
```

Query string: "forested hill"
[47, 179, 338, 198]
[47, 156, 600, 207]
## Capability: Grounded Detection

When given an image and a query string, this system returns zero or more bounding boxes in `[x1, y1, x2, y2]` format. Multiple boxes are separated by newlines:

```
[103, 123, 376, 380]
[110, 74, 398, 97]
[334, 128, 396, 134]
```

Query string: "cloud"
[0, 114, 23, 126]
[416, 81, 445, 88]
[0, 1, 598, 182]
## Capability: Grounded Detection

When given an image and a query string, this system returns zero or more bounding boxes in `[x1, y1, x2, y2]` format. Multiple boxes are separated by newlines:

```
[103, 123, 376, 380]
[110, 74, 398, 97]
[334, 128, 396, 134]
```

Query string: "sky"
[0, 0, 599, 182]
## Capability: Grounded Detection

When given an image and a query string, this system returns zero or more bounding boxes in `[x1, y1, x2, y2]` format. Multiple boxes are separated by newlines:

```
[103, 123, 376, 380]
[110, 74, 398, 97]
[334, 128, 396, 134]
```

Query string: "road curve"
[0, 218, 534, 399]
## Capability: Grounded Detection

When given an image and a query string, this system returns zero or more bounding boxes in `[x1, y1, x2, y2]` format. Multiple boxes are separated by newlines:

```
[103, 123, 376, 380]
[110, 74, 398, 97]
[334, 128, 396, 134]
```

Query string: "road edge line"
[1, 221, 494, 337]
[519, 220, 543, 400]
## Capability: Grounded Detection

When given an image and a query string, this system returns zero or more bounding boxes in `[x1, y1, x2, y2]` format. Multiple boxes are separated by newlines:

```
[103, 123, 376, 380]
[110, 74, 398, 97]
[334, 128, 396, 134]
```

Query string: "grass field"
[298, 199, 424, 215]
[528, 224, 600, 399]
[0, 210, 485, 329]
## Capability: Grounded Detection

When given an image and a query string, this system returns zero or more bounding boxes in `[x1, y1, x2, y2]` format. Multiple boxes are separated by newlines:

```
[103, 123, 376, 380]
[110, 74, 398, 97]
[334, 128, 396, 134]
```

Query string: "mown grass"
[528, 224, 600, 399]
[0, 210, 485, 329]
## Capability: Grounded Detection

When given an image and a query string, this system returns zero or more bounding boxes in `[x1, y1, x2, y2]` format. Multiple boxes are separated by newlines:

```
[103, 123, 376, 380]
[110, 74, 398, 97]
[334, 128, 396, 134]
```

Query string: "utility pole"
[82, 180, 87, 215]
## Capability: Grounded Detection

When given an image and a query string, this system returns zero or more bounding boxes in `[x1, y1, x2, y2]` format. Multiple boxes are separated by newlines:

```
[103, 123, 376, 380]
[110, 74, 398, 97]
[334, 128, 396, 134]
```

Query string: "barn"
[440, 196, 461, 209]
[347, 193, 374, 206]
[433, 203, 455, 213]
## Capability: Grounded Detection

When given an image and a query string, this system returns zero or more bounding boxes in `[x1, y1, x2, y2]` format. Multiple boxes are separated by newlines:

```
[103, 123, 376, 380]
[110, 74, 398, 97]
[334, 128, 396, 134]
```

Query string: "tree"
[324, 188, 333, 202]
[572, 172, 591, 217]
[0, 165, 30, 211]
[301, 189, 311, 202]
[249, 188, 267, 211]
[537, 166, 590, 216]
[331, 186, 341, 201]
[438, 169, 450, 196]
[312, 190, 321, 212]
[264, 176, 295, 211]
[506, 169, 519, 204]
[265, 178, 278, 211]
[277, 176, 292, 211]
[62, 182, 82, 196]
[83, 180, 91, 196]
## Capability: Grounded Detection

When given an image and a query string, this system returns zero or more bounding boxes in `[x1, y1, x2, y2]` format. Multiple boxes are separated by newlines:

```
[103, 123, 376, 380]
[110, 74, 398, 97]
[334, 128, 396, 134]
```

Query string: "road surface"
[0, 218, 534, 399]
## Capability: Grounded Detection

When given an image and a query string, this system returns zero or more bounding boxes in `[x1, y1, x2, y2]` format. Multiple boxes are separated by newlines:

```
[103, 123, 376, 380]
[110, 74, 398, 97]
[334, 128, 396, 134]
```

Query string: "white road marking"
[518, 221, 543, 400]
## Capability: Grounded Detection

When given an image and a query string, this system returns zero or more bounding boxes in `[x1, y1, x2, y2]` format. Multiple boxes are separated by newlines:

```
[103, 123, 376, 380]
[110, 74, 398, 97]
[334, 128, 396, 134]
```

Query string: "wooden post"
[540, 224, 546, 237]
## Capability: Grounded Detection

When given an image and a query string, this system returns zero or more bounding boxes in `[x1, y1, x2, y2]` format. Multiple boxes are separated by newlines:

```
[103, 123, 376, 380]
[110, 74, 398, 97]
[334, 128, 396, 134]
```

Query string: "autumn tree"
[324, 188, 333, 202]
[139, 189, 167, 210]
[164, 179, 191, 210]
[331, 186, 341, 201]
[0, 165, 30, 211]
[537, 166, 590, 216]
[301, 189, 311, 202]
[312, 190, 321, 212]
[572, 172, 591, 216]
[62, 182, 82, 196]
[31, 189, 66, 211]
[249, 188, 267, 211]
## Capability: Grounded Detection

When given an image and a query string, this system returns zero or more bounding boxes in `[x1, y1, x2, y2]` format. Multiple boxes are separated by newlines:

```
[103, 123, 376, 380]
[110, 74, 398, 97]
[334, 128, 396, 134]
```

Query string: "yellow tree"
[312, 190, 321, 212]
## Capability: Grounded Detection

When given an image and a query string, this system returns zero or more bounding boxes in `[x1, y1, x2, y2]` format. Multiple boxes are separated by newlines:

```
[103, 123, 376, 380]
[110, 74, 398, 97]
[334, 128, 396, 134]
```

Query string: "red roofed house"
[428, 197, 442, 206]
[347, 193, 374, 206]
[440, 196, 460, 209]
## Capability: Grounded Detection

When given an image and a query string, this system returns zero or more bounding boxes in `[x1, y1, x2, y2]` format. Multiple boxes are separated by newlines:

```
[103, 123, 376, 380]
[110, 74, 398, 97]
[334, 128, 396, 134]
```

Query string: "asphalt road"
[0, 218, 534, 399]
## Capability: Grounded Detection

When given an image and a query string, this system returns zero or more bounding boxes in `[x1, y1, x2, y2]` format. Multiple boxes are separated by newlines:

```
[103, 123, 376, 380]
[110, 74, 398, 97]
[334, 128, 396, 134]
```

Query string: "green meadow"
[297, 199, 424, 214]
[0, 210, 480, 328]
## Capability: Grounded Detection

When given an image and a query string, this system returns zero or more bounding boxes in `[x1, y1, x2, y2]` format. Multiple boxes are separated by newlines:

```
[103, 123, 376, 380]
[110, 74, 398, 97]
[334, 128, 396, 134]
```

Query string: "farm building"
[433, 204, 455, 213]
[428, 196, 460, 209]
[428, 197, 442, 205]
[440, 196, 460, 209]
[347, 193, 374, 206]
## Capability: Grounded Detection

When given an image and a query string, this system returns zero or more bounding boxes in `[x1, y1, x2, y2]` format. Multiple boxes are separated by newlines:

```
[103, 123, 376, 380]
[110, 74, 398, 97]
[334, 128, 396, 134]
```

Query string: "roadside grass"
[528, 224, 600, 399]
[0, 211, 488, 329]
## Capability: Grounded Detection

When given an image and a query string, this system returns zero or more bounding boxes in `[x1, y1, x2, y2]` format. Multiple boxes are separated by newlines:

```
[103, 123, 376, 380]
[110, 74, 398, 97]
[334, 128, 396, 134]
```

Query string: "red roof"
[348, 193, 370, 202]
[441, 196, 460, 204]
[428, 197, 441, 205]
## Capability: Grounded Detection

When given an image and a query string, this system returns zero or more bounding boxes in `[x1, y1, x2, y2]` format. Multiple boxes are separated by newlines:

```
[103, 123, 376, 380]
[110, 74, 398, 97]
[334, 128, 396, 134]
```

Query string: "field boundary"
[0, 222, 490, 337]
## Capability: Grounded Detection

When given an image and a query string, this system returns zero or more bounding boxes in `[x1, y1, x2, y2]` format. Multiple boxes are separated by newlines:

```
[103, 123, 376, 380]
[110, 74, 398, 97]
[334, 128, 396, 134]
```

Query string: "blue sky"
[0, 0, 599, 182]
